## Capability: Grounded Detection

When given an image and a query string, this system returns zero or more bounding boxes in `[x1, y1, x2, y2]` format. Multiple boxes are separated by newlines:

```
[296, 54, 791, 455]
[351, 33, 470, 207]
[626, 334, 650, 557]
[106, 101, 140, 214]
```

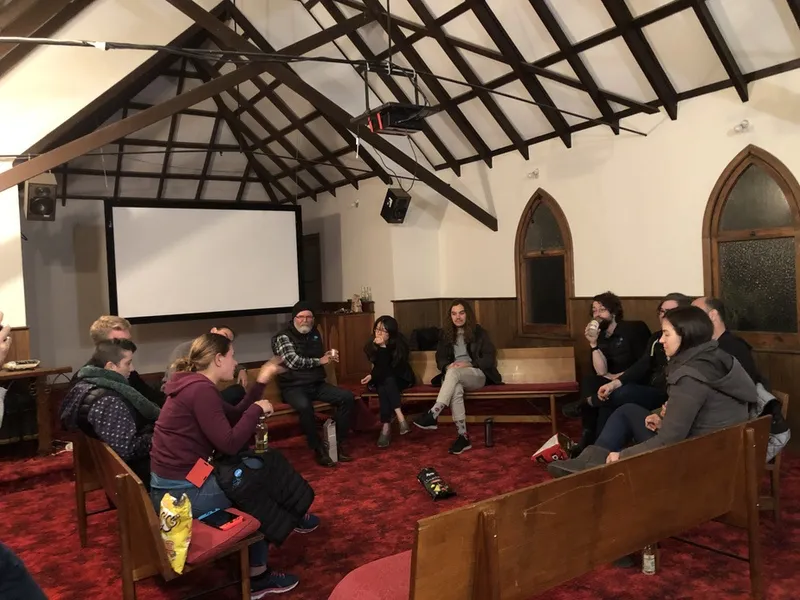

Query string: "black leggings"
[375, 376, 407, 423]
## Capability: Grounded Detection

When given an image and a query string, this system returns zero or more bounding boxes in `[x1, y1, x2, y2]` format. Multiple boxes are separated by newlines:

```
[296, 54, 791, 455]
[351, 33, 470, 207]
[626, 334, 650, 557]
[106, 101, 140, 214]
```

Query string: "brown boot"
[337, 444, 353, 462]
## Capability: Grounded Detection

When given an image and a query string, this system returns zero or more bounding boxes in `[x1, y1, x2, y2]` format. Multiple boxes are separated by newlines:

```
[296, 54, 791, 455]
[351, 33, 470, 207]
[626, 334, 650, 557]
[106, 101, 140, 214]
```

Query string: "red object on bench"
[328, 551, 411, 600]
[187, 507, 261, 564]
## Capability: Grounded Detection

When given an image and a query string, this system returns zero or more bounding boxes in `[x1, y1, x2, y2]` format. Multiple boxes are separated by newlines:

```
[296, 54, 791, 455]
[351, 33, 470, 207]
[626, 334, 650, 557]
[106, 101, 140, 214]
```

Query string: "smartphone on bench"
[198, 508, 244, 531]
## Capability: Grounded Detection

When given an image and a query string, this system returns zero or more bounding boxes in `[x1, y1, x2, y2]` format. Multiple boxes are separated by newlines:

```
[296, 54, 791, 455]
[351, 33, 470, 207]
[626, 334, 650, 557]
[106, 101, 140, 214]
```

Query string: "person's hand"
[645, 414, 662, 432]
[597, 379, 621, 401]
[361, 374, 372, 385]
[660, 402, 668, 418]
[256, 356, 286, 384]
[606, 452, 620, 464]
[237, 369, 249, 387]
[320, 353, 331, 365]
[604, 373, 620, 381]
[448, 361, 470, 369]
[255, 399, 274, 416]
[0, 311, 11, 365]
[585, 322, 599, 344]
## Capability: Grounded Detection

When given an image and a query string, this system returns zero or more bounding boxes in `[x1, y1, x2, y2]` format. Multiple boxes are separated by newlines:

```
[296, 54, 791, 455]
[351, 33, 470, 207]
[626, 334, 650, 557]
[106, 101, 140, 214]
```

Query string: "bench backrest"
[221, 362, 337, 404]
[409, 416, 770, 600]
[408, 347, 576, 386]
[83, 436, 175, 581]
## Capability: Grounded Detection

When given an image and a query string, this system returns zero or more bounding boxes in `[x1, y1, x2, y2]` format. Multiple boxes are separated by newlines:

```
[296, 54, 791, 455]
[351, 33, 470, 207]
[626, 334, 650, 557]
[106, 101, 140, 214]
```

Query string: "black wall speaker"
[380, 187, 411, 224]
[23, 173, 57, 222]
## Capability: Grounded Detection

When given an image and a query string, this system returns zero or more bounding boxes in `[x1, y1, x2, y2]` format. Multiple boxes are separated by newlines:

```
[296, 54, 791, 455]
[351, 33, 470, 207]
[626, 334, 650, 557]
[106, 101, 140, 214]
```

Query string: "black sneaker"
[448, 435, 472, 455]
[250, 570, 299, 598]
[314, 448, 335, 467]
[413, 412, 438, 430]
[562, 399, 584, 418]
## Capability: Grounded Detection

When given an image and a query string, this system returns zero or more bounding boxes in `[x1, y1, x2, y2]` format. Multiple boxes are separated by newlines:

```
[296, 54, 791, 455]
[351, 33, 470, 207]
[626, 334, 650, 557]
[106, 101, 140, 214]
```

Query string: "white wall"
[21, 200, 286, 373]
[302, 69, 800, 307]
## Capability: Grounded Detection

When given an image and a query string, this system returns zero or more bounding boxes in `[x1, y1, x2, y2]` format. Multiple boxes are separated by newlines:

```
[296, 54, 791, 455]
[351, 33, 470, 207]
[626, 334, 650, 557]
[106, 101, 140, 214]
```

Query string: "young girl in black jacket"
[361, 315, 414, 448]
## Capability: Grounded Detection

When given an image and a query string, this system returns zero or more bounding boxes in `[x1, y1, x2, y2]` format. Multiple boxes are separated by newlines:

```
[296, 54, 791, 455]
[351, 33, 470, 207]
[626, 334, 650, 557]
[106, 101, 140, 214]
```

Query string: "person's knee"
[444, 367, 460, 382]
[288, 394, 313, 412]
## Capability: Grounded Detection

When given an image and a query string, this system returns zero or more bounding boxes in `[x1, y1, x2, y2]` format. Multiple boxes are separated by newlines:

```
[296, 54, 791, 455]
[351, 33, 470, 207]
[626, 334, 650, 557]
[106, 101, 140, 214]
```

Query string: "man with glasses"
[272, 301, 355, 467]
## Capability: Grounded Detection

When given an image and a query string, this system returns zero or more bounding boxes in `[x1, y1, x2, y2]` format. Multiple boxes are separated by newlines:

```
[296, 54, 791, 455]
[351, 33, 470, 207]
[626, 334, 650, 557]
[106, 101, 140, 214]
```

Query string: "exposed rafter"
[691, 0, 747, 102]
[166, 0, 499, 230]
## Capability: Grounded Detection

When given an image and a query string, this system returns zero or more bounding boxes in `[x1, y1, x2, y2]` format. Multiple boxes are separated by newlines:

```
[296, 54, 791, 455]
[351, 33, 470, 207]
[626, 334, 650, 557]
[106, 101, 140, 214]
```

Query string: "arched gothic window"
[514, 188, 574, 336]
[702, 145, 800, 348]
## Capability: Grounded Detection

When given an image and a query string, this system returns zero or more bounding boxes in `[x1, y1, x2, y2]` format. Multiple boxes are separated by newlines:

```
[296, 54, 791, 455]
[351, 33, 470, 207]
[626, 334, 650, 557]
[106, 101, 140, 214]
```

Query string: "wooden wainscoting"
[392, 296, 800, 452]
[7, 327, 31, 362]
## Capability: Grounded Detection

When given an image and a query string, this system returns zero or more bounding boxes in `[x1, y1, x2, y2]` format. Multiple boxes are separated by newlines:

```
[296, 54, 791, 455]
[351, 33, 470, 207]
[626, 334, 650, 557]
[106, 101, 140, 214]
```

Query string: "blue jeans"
[595, 403, 657, 451]
[0, 543, 47, 600]
[150, 458, 268, 568]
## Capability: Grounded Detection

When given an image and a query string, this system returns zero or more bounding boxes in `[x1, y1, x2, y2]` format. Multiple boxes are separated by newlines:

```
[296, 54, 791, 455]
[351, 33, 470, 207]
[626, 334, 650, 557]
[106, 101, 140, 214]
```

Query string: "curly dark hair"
[591, 291, 624, 321]
[442, 299, 476, 344]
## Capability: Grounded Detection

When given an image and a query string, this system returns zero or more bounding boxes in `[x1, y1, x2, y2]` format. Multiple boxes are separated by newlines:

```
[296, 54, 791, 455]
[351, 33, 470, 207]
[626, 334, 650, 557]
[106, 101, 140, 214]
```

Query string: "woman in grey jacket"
[550, 305, 757, 476]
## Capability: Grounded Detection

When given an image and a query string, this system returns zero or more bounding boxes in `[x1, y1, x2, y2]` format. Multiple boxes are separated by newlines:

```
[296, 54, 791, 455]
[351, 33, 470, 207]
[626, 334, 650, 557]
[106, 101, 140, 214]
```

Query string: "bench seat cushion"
[400, 382, 578, 396]
[328, 550, 411, 600]
[187, 508, 261, 565]
[271, 400, 330, 414]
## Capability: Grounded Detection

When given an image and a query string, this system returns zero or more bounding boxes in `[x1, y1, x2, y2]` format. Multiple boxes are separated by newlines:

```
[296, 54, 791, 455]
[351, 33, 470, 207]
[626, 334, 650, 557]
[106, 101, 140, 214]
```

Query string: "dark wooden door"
[302, 234, 323, 306]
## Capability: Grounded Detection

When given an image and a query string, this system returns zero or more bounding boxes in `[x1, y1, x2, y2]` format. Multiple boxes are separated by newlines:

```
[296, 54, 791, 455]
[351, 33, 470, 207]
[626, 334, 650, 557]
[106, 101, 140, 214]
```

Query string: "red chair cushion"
[328, 551, 411, 600]
[186, 508, 261, 565]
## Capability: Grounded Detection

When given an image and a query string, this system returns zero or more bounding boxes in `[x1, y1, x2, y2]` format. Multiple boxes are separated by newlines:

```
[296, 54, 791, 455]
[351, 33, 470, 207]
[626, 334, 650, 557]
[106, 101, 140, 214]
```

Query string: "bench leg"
[75, 477, 88, 548]
[771, 458, 782, 525]
[239, 546, 251, 600]
[549, 395, 557, 436]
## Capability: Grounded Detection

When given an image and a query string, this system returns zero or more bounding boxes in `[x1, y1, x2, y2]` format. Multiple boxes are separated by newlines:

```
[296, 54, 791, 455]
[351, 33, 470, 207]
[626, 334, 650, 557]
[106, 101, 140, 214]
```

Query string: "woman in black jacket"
[361, 315, 415, 448]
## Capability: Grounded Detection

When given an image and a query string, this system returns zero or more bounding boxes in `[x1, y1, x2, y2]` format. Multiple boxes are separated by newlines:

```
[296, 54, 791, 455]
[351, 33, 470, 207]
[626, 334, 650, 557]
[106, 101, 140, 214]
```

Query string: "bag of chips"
[417, 467, 456, 500]
[531, 433, 575, 464]
[159, 492, 192, 574]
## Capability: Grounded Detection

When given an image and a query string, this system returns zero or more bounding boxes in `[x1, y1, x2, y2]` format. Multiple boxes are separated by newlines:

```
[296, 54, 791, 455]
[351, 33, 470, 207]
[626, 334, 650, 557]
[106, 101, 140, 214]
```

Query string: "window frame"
[702, 145, 800, 349]
[514, 188, 574, 338]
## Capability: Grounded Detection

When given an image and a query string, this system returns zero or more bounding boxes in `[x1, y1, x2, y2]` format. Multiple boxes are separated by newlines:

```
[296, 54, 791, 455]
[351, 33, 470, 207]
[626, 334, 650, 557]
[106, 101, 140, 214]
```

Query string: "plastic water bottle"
[254, 415, 268, 453]
[642, 544, 657, 575]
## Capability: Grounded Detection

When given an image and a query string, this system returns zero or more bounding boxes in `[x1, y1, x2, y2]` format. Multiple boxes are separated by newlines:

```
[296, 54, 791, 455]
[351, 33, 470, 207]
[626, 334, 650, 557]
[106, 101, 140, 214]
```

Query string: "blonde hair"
[89, 315, 132, 344]
[171, 333, 231, 374]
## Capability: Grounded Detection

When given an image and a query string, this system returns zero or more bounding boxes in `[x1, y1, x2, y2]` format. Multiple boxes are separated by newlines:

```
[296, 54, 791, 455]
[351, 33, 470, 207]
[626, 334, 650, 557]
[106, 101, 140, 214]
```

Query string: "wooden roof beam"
[692, 0, 747, 102]
[165, 0, 499, 230]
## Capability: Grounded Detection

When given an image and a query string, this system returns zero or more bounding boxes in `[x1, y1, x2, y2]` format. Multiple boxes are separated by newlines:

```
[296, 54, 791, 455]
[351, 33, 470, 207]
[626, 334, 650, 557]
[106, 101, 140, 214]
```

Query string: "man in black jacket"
[413, 299, 501, 455]
[272, 301, 354, 467]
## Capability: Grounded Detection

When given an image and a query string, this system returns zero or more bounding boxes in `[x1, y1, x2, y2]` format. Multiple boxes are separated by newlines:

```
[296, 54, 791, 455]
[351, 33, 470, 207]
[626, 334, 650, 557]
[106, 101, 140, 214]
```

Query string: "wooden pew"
[83, 436, 263, 600]
[220, 362, 339, 418]
[364, 347, 578, 434]
[408, 416, 771, 600]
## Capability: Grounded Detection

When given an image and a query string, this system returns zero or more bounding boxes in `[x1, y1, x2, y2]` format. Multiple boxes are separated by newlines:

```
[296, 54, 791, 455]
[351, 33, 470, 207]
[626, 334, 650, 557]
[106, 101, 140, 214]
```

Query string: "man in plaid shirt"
[272, 301, 354, 467]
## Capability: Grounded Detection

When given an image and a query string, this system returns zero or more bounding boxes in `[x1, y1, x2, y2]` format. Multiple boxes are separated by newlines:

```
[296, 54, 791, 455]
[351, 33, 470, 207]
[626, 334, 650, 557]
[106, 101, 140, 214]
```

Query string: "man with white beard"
[272, 302, 355, 467]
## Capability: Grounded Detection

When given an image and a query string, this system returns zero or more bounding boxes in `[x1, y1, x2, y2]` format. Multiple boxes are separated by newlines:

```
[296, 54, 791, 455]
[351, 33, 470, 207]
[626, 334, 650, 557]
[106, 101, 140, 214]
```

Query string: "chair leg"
[771, 462, 781, 524]
[549, 395, 557, 435]
[239, 546, 251, 600]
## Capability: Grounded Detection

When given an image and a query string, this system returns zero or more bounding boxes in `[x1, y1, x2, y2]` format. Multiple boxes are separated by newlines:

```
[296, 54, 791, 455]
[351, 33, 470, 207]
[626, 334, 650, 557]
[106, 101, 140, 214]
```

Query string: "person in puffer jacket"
[150, 333, 318, 597]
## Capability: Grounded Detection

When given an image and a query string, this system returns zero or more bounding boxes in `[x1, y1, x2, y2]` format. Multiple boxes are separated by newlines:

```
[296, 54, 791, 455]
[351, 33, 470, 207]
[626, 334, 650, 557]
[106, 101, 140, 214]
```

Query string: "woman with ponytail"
[149, 333, 306, 596]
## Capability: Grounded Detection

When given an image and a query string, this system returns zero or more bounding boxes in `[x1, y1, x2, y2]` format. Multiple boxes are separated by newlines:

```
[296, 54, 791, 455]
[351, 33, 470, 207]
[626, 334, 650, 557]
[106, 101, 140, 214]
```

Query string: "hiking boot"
[294, 513, 320, 534]
[314, 448, 335, 467]
[413, 412, 438, 430]
[398, 419, 411, 435]
[250, 570, 299, 598]
[337, 444, 353, 462]
[377, 430, 391, 448]
[448, 435, 472, 455]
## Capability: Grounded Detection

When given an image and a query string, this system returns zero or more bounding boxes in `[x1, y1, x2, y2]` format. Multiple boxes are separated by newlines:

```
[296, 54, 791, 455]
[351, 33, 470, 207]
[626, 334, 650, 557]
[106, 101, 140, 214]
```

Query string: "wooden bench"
[220, 362, 340, 418]
[329, 416, 771, 600]
[363, 347, 578, 434]
[76, 435, 263, 600]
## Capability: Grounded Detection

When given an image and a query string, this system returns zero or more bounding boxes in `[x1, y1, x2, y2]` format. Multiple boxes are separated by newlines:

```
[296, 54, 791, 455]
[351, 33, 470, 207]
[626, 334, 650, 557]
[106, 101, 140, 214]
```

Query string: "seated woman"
[549, 305, 758, 478]
[361, 315, 414, 448]
[150, 333, 316, 597]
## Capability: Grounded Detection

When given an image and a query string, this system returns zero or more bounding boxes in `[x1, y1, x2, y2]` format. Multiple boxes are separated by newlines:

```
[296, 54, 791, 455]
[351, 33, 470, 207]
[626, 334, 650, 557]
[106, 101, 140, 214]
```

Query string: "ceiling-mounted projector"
[351, 102, 439, 135]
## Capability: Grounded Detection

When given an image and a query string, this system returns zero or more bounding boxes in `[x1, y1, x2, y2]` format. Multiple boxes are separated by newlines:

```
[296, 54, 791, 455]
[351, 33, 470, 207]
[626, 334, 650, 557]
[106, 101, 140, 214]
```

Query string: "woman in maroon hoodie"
[150, 333, 310, 597]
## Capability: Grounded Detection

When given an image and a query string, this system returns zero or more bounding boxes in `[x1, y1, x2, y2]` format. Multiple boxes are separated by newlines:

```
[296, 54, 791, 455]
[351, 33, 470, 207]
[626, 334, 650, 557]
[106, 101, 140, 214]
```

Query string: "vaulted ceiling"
[3, 0, 800, 229]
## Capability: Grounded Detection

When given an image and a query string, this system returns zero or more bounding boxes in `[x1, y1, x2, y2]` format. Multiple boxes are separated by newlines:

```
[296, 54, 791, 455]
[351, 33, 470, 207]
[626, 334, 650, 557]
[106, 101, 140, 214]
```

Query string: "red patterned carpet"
[1, 416, 799, 600]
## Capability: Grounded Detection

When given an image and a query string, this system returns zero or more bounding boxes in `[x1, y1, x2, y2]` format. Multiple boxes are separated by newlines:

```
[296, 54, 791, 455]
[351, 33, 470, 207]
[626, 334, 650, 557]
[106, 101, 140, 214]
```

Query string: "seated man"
[61, 339, 160, 487]
[0, 311, 11, 428]
[563, 292, 651, 451]
[86, 316, 166, 407]
[413, 299, 501, 455]
[163, 325, 248, 404]
[272, 301, 354, 467]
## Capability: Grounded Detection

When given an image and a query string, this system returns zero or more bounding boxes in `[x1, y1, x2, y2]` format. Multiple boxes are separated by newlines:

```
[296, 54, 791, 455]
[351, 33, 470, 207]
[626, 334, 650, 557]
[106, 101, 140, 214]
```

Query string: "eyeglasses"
[295, 315, 314, 321]
[374, 327, 388, 334]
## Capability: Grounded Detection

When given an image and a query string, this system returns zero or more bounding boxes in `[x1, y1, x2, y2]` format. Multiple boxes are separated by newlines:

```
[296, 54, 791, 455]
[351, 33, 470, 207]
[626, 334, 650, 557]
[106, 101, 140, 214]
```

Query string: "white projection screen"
[105, 201, 302, 323]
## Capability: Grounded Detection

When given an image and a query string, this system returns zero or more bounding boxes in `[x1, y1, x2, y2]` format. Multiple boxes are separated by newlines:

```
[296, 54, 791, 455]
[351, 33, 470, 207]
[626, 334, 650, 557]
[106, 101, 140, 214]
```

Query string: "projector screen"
[105, 201, 302, 324]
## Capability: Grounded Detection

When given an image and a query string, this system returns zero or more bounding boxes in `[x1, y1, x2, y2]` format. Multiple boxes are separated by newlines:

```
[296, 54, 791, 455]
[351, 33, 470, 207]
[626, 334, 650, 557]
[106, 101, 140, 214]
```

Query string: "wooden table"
[0, 366, 72, 454]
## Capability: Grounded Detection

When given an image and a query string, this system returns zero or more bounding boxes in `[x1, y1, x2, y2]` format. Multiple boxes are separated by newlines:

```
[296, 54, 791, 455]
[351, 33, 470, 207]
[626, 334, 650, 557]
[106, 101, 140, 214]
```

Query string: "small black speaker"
[23, 173, 57, 222]
[380, 188, 411, 224]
